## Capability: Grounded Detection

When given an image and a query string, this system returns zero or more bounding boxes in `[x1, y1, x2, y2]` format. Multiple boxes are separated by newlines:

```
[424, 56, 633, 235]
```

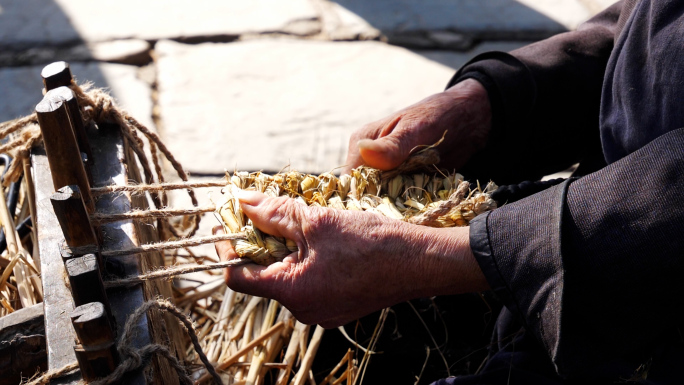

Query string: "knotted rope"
[23, 299, 224, 385]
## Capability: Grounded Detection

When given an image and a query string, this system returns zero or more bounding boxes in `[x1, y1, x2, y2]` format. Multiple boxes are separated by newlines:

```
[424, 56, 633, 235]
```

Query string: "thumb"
[357, 135, 411, 171]
[236, 189, 303, 241]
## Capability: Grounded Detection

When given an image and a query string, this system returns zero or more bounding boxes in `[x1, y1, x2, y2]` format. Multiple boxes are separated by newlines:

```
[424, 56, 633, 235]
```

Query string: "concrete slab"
[317, 0, 382, 41]
[415, 41, 529, 71]
[0, 40, 152, 68]
[324, 0, 595, 46]
[0, 0, 319, 51]
[0, 63, 154, 129]
[156, 39, 500, 175]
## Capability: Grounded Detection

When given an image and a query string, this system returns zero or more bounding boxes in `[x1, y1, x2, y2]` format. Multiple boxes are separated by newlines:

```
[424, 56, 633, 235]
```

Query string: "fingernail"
[357, 138, 380, 151]
[235, 189, 261, 206]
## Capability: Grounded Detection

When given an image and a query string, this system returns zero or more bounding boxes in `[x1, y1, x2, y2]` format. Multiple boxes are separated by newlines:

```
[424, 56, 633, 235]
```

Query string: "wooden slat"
[33, 145, 82, 384]
[0, 304, 46, 385]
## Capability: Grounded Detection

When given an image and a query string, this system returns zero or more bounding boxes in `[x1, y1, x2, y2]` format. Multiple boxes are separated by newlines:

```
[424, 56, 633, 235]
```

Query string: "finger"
[213, 226, 243, 284]
[224, 261, 286, 300]
[236, 189, 303, 241]
[356, 115, 417, 170]
[358, 134, 410, 170]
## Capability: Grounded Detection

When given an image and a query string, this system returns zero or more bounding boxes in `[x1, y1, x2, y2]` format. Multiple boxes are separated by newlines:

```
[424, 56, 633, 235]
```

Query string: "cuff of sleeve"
[469, 179, 574, 375]
[469, 212, 520, 317]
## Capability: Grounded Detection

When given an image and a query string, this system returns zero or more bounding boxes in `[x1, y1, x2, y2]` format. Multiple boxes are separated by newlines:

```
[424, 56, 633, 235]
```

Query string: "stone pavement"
[0, 0, 612, 175]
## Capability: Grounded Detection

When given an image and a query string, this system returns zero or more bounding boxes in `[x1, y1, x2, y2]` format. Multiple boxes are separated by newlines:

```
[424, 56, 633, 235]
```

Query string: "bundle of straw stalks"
[0, 160, 42, 317]
[216, 166, 498, 265]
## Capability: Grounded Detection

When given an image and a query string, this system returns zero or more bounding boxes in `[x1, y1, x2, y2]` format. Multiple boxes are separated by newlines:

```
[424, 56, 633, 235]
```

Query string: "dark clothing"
[440, 1, 684, 383]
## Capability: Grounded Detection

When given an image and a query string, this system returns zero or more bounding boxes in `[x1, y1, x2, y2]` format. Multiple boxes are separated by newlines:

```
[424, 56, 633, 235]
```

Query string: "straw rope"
[214, 167, 498, 266]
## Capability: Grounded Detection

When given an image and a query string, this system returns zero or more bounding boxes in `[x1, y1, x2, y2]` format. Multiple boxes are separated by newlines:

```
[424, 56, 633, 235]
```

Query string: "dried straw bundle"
[0, 162, 42, 317]
[217, 166, 498, 266]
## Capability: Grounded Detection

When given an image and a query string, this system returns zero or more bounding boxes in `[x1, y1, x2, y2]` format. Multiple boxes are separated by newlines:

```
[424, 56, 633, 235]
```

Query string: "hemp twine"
[90, 180, 228, 196]
[89, 205, 218, 225]
[105, 258, 251, 288]
[99, 232, 246, 257]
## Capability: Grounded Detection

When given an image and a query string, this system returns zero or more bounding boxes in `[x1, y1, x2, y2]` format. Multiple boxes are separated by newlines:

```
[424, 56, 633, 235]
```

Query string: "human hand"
[215, 190, 489, 328]
[343, 78, 491, 174]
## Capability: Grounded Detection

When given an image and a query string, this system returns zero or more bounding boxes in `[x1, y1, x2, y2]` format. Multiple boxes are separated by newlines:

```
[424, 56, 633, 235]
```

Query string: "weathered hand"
[343, 78, 491, 174]
[215, 190, 489, 328]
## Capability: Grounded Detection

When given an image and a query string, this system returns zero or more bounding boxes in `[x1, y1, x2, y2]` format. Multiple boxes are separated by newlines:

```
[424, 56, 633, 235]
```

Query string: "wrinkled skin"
[216, 79, 492, 327]
[342, 78, 491, 173]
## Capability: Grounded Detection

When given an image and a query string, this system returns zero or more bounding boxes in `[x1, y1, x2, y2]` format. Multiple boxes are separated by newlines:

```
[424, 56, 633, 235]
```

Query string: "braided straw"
[216, 163, 498, 266]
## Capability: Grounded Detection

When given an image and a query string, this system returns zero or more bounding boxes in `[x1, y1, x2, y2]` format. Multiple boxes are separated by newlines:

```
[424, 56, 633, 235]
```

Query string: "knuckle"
[266, 196, 298, 226]
[302, 207, 338, 239]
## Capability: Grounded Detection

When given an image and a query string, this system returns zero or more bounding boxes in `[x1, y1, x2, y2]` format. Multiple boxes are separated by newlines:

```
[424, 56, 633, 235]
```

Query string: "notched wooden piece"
[71, 303, 119, 382]
[66, 255, 112, 323]
[70, 302, 115, 346]
[51, 185, 98, 249]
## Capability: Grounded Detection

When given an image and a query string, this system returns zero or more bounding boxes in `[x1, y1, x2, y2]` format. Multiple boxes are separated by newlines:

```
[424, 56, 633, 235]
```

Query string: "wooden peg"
[50, 185, 98, 248]
[36, 94, 94, 212]
[71, 302, 119, 382]
[41, 61, 73, 91]
[70, 302, 115, 346]
[59, 241, 99, 261]
[48, 86, 94, 177]
[66, 255, 110, 313]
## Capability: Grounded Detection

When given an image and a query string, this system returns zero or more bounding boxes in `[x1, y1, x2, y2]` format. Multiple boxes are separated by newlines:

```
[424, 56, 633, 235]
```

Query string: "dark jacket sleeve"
[470, 127, 684, 378]
[448, 2, 623, 184]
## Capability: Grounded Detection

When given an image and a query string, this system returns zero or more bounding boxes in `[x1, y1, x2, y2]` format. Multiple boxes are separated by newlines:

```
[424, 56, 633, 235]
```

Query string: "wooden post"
[41, 61, 73, 92]
[48, 86, 94, 182]
[41, 62, 95, 183]
[65, 255, 112, 319]
[36, 92, 94, 212]
[71, 303, 119, 382]
[50, 185, 98, 248]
